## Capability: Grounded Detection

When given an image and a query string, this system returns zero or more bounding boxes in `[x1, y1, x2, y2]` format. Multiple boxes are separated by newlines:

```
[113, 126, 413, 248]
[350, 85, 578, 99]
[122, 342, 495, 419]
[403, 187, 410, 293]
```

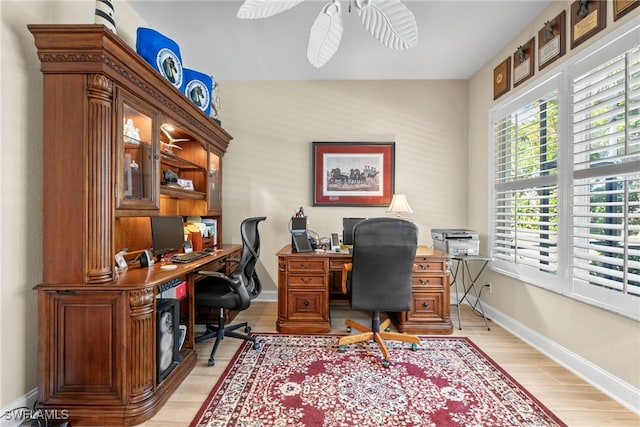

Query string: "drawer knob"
[419, 278, 430, 285]
[304, 300, 310, 306]
[422, 302, 429, 308]
[301, 277, 310, 283]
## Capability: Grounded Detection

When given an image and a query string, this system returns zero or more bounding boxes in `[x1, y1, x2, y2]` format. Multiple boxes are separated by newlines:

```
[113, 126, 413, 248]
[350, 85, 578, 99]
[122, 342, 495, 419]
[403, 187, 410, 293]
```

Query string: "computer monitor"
[151, 215, 185, 258]
[342, 218, 366, 246]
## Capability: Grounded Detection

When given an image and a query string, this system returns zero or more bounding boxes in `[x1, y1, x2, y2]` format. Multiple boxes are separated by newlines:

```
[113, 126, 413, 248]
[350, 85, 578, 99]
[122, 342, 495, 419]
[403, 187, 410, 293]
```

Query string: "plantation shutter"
[571, 46, 640, 297]
[492, 84, 559, 278]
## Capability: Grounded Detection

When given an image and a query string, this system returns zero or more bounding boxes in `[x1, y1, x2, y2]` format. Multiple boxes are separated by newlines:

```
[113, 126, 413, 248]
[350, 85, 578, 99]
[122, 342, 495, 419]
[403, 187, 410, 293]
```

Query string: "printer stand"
[451, 255, 492, 330]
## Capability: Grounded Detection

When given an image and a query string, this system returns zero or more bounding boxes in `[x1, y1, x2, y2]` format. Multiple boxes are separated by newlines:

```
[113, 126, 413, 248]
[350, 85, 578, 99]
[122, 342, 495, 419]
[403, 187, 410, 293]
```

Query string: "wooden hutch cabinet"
[29, 24, 234, 425]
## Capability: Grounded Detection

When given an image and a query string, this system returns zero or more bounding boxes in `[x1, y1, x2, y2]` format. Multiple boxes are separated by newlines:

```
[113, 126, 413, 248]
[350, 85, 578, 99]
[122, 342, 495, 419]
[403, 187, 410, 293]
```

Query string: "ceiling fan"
[237, 0, 418, 68]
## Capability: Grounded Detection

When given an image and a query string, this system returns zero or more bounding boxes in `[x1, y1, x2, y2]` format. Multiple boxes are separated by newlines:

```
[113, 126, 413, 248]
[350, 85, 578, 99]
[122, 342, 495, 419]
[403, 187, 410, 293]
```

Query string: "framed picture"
[312, 142, 395, 206]
[614, 0, 640, 21]
[538, 10, 566, 70]
[513, 37, 535, 88]
[570, 0, 606, 49]
[493, 57, 511, 100]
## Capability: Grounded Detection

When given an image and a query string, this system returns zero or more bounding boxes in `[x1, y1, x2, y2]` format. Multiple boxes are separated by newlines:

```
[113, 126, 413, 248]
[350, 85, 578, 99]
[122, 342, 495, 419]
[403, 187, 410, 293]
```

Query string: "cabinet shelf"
[160, 151, 204, 171]
[160, 185, 206, 199]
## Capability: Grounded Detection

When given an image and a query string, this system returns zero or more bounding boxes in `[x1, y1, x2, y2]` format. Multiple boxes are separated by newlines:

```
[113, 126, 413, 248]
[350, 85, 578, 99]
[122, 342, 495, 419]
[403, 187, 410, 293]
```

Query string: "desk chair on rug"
[195, 216, 266, 366]
[337, 217, 420, 367]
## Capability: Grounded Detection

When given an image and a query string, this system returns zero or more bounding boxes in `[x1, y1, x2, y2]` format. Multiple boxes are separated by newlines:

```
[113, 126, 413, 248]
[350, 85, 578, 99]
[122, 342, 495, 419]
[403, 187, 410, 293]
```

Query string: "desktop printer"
[431, 228, 480, 256]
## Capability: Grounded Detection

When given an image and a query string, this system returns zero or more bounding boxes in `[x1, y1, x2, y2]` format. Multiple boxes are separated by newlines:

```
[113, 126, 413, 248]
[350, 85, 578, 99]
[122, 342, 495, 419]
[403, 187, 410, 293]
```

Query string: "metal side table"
[451, 255, 492, 330]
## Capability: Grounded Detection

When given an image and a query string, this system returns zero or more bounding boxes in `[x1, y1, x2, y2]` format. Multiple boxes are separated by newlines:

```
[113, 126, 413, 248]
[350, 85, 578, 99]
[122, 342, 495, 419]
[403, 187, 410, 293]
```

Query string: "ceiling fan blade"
[307, 1, 343, 68]
[357, 0, 417, 50]
[237, 0, 305, 19]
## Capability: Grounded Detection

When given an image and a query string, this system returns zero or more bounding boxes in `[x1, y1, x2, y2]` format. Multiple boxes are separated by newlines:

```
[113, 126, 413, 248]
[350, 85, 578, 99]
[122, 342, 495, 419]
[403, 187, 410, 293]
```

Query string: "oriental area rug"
[190, 333, 566, 427]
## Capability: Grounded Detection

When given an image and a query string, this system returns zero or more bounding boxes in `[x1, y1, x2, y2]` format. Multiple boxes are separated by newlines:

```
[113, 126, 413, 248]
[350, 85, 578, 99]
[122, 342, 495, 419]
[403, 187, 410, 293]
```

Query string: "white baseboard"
[453, 293, 640, 416]
[1, 388, 38, 427]
[255, 290, 277, 302]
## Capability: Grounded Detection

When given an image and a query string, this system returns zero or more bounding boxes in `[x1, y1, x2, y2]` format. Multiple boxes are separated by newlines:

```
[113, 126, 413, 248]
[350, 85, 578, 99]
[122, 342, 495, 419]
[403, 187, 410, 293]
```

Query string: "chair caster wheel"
[346, 326, 352, 333]
[245, 326, 251, 333]
[253, 341, 260, 350]
[383, 360, 390, 368]
[338, 345, 346, 353]
[411, 343, 418, 351]
[208, 358, 215, 366]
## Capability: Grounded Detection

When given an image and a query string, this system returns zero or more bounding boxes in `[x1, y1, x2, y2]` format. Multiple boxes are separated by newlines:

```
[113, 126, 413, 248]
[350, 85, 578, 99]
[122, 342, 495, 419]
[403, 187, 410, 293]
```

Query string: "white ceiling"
[128, 0, 553, 80]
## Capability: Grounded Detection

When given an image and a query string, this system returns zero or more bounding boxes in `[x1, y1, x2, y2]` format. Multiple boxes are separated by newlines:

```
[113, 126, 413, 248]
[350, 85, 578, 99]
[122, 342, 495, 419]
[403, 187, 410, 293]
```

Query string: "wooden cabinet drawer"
[415, 258, 445, 273]
[329, 258, 350, 271]
[288, 274, 325, 287]
[411, 275, 443, 289]
[288, 258, 326, 273]
[408, 291, 445, 321]
[287, 290, 327, 322]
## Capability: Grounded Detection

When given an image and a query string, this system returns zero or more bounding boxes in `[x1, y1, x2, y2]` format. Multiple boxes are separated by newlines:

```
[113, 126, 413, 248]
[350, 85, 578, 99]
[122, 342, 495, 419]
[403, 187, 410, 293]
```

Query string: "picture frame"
[570, 0, 606, 49]
[538, 10, 566, 70]
[493, 57, 511, 100]
[613, 0, 640, 21]
[513, 37, 535, 88]
[312, 142, 395, 206]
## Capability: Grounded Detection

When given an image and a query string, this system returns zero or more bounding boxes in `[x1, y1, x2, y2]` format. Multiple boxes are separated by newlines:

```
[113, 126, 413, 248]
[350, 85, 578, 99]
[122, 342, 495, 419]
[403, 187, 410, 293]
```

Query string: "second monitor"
[342, 217, 366, 246]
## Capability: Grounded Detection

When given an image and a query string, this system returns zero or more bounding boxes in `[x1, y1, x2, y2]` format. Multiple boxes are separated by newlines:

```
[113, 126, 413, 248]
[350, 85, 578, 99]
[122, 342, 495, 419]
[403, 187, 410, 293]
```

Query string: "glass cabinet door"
[208, 146, 222, 213]
[117, 96, 158, 210]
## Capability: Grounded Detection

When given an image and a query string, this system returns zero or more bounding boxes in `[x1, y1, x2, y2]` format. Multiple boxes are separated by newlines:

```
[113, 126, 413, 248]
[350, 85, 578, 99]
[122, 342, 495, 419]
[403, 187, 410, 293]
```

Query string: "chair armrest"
[197, 270, 226, 278]
[341, 263, 352, 294]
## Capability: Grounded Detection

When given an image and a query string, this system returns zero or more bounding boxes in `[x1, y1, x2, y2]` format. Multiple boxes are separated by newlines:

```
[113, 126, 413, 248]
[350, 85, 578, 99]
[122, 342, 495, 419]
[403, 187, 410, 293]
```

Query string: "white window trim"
[488, 16, 640, 320]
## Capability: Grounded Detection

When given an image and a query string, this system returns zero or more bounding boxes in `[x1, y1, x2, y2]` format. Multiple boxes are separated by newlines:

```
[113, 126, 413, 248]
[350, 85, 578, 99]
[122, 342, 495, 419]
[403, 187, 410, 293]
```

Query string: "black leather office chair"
[195, 216, 266, 366]
[337, 217, 420, 367]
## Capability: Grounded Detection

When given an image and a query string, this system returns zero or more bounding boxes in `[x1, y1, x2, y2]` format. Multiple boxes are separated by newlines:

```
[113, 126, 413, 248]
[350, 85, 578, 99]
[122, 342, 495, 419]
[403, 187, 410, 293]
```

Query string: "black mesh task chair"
[337, 217, 420, 367]
[195, 216, 266, 366]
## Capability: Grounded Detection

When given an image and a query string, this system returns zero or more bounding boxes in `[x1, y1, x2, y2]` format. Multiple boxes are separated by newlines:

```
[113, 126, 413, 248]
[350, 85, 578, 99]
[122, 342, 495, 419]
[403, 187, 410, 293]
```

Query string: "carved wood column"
[86, 74, 114, 283]
[128, 288, 155, 403]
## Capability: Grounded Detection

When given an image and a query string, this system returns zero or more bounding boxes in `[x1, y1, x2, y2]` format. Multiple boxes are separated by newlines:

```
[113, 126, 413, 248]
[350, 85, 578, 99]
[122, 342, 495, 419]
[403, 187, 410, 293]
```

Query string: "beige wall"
[218, 80, 469, 291]
[467, 0, 640, 398]
[1, 0, 637, 414]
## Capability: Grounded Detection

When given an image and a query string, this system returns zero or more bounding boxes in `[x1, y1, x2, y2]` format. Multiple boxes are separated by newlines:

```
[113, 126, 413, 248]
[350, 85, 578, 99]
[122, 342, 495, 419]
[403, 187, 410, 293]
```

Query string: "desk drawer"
[415, 259, 445, 273]
[287, 290, 327, 322]
[329, 259, 350, 271]
[412, 275, 443, 289]
[409, 291, 445, 320]
[288, 259, 326, 273]
[288, 274, 325, 287]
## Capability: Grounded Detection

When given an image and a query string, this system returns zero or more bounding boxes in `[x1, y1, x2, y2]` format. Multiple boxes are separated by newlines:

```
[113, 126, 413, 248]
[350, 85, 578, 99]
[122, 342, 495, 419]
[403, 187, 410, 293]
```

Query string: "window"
[490, 20, 640, 319]
[491, 77, 560, 285]
[571, 45, 640, 311]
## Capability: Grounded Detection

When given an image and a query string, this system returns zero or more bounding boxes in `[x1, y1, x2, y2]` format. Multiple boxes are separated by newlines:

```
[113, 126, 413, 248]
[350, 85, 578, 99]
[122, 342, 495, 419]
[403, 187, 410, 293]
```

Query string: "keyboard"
[171, 251, 209, 264]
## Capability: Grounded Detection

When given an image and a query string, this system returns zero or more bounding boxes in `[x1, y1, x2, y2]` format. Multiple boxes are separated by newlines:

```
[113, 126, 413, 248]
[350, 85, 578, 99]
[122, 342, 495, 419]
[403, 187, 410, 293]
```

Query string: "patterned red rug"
[190, 333, 566, 427]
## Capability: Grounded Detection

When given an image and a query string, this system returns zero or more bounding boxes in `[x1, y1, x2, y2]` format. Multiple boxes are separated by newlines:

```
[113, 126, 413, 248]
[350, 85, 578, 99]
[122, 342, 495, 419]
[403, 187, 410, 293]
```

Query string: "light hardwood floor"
[139, 302, 639, 426]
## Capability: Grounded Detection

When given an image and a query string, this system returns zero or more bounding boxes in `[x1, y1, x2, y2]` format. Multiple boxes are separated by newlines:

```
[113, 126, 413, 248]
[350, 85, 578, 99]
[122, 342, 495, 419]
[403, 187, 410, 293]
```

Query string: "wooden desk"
[276, 245, 453, 334]
[35, 244, 242, 426]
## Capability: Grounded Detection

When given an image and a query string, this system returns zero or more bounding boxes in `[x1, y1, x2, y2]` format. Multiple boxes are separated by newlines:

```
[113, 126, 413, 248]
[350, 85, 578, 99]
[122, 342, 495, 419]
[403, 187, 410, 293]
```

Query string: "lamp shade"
[387, 194, 413, 217]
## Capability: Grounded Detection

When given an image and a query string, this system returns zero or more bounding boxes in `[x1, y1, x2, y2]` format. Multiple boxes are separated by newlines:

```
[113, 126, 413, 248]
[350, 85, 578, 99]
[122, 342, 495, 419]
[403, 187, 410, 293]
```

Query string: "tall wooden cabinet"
[29, 25, 233, 425]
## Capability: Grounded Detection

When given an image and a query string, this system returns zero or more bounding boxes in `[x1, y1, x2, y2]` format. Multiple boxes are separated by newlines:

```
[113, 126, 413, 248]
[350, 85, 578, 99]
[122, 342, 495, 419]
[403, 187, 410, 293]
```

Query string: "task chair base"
[196, 308, 259, 366]
[338, 317, 420, 366]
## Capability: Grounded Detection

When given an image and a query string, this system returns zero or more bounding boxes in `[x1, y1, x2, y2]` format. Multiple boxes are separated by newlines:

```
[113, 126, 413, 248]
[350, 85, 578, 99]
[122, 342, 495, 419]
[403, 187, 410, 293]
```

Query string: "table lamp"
[387, 193, 413, 219]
